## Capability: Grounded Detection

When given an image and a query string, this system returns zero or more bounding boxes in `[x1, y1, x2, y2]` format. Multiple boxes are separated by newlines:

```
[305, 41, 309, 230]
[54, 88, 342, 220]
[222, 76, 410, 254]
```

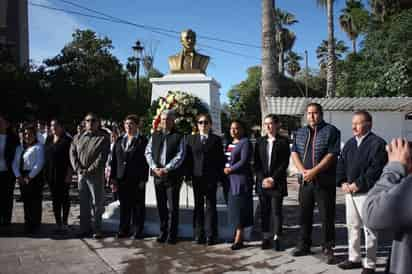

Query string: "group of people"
[0, 101, 411, 274]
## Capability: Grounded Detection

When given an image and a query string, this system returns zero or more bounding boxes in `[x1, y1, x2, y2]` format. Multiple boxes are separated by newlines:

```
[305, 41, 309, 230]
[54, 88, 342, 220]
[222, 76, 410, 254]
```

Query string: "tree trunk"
[279, 48, 285, 76]
[261, 0, 279, 119]
[352, 38, 357, 54]
[326, 0, 336, 97]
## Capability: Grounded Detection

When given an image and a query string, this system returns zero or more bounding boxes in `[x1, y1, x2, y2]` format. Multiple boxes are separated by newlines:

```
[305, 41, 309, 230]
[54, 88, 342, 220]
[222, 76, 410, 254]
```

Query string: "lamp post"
[132, 40, 144, 100]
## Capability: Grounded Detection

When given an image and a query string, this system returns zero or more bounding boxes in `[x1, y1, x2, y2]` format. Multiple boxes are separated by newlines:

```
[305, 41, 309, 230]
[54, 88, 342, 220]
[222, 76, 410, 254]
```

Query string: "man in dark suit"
[110, 114, 149, 239]
[0, 114, 19, 226]
[254, 114, 291, 250]
[145, 110, 185, 244]
[186, 113, 225, 245]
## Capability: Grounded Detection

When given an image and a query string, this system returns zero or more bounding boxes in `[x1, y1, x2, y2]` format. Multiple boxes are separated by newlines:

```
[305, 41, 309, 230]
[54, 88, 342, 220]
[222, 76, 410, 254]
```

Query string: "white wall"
[324, 111, 405, 144]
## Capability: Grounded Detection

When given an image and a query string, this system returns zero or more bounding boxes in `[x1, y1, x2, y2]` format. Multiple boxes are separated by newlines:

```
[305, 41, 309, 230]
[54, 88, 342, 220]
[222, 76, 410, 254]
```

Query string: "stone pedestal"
[150, 73, 222, 134]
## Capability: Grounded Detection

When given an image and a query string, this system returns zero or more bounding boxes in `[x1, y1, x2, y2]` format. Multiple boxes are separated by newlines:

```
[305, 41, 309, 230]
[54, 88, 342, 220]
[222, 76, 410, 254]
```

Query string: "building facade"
[0, 0, 29, 67]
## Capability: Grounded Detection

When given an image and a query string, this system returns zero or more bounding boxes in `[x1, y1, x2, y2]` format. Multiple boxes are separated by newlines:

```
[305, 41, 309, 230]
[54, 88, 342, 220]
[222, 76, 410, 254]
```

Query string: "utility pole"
[305, 50, 308, 97]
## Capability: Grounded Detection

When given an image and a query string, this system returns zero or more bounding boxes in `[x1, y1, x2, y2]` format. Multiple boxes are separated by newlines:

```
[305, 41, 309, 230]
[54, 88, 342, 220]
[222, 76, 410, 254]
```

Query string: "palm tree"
[339, 0, 368, 54]
[369, 0, 401, 22]
[274, 9, 298, 75]
[286, 51, 302, 78]
[316, 39, 348, 77]
[261, 0, 279, 119]
[317, 0, 336, 97]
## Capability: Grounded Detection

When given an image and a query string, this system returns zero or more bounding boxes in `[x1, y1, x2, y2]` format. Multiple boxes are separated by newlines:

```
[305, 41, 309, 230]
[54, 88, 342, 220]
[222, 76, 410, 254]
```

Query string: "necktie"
[201, 135, 206, 145]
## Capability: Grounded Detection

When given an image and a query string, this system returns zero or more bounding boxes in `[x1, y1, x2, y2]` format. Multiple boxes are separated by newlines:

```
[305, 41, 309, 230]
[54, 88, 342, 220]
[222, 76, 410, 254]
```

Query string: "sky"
[28, 0, 365, 102]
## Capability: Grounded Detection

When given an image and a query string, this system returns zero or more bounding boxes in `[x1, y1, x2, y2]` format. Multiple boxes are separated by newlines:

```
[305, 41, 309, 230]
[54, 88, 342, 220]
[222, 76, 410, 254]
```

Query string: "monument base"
[150, 73, 222, 134]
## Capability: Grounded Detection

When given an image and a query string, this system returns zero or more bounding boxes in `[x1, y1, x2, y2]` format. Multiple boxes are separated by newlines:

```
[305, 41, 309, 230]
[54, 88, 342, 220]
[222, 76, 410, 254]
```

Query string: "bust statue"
[168, 29, 210, 74]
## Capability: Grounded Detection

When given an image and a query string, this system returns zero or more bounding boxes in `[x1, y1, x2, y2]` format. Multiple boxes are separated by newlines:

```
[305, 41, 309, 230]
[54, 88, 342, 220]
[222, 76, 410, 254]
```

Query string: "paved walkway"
[0, 180, 391, 274]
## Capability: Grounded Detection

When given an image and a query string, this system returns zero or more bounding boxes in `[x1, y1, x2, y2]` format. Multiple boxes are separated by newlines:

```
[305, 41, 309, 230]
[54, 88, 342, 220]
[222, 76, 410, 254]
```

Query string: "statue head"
[180, 29, 196, 51]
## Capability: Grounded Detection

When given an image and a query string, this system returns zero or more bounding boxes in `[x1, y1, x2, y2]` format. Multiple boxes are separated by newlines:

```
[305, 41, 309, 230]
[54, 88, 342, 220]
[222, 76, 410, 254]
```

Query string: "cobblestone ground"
[0, 179, 391, 274]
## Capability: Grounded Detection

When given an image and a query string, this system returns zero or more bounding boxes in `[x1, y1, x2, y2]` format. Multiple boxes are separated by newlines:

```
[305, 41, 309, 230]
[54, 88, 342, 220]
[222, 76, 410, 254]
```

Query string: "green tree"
[286, 51, 302, 78]
[43, 29, 128, 122]
[336, 9, 412, 97]
[339, 0, 369, 54]
[316, 39, 348, 77]
[369, 0, 401, 22]
[274, 9, 298, 75]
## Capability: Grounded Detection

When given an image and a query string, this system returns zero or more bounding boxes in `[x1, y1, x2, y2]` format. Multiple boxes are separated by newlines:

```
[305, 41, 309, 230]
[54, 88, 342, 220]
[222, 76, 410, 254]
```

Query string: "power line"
[54, 0, 262, 49]
[30, 2, 260, 60]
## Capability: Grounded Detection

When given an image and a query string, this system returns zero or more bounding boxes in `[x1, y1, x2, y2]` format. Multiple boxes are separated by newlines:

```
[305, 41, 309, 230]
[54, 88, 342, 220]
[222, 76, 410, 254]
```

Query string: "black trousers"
[20, 174, 43, 229]
[192, 176, 218, 238]
[154, 178, 181, 238]
[298, 183, 336, 249]
[49, 180, 70, 225]
[118, 180, 146, 234]
[259, 190, 283, 238]
[0, 171, 15, 225]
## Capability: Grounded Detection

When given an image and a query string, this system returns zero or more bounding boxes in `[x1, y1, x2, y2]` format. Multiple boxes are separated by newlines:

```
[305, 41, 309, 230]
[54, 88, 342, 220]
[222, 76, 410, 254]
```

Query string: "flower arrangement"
[151, 90, 209, 134]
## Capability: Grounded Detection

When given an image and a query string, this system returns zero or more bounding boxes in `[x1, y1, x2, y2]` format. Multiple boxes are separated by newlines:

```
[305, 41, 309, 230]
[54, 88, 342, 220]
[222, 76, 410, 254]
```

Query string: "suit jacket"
[3, 130, 20, 172]
[168, 50, 209, 74]
[110, 135, 149, 183]
[254, 135, 290, 196]
[185, 133, 225, 182]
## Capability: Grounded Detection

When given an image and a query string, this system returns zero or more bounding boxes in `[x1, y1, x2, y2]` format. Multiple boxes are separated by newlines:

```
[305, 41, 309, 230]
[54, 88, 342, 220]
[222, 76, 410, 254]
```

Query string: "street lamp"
[132, 40, 144, 100]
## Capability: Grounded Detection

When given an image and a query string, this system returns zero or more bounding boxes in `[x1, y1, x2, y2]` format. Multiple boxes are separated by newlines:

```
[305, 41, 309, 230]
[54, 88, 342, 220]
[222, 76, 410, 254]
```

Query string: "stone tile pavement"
[0, 180, 391, 274]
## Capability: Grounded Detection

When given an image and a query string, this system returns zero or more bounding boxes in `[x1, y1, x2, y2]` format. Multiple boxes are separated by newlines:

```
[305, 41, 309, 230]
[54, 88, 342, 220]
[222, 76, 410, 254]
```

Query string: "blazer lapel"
[260, 138, 269, 174]
[269, 139, 279, 173]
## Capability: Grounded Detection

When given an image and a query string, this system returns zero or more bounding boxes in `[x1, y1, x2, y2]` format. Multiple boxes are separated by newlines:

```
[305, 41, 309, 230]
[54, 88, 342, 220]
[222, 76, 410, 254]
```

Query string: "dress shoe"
[323, 248, 336, 265]
[116, 231, 129, 239]
[156, 234, 168, 243]
[132, 232, 144, 240]
[338, 260, 362, 270]
[291, 247, 311, 257]
[261, 239, 273, 250]
[167, 237, 177, 245]
[76, 231, 92, 238]
[193, 235, 206, 244]
[361, 268, 375, 274]
[231, 242, 244, 250]
[206, 237, 217, 246]
[274, 238, 281, 251]
[92, 232, 103, 239]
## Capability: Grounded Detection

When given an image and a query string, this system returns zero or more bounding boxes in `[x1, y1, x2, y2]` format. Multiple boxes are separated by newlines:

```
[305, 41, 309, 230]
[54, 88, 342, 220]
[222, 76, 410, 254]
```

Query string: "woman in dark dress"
[45, 119, 73, 232]
[224, 120, 254, 250]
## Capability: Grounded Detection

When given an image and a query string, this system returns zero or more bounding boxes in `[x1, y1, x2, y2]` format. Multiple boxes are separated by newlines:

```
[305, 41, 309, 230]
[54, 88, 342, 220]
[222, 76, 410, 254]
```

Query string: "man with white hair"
[145, 110, 185, 244]
[336, 110, 387, 274]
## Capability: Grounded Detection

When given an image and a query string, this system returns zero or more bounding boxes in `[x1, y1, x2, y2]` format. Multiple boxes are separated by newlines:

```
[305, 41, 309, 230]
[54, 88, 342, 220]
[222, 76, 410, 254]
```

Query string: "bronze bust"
[168, 29, 210, 74]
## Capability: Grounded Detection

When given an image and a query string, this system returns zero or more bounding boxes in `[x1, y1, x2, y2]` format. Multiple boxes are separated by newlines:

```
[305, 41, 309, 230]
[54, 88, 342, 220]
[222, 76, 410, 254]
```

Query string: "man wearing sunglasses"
[185, 113, 225, 245]
[70, 113, 110, 239]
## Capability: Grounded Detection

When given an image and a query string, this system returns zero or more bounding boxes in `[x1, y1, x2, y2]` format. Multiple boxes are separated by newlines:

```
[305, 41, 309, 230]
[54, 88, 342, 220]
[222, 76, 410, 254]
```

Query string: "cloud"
[29, 0, 87, 64]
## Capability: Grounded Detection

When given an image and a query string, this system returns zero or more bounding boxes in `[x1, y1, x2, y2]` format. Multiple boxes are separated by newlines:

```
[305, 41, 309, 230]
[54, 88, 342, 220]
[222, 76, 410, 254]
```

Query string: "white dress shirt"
[355, 131, 370, 147]
[12, 143, 45, 178]
[267, 136, 276, 169]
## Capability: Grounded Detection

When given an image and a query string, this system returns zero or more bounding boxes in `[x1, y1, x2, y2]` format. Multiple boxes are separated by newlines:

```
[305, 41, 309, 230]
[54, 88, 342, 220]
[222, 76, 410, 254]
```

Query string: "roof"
[266, 97, 412, 115]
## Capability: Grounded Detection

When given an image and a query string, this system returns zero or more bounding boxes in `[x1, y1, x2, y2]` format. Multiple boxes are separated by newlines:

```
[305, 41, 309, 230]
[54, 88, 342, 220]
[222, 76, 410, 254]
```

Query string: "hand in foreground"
[386, 138, 412, 170]
[341, 182, 351, 193]
[224, 167, 232, 175]
[303, 168, 316, 182]
[348, 182, 359, 193]
[262, 177, 274, 189]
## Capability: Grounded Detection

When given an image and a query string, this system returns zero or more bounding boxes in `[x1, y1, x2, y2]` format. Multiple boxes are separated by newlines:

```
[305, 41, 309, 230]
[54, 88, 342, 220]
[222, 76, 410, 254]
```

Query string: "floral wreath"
[151, 90, 209, 135]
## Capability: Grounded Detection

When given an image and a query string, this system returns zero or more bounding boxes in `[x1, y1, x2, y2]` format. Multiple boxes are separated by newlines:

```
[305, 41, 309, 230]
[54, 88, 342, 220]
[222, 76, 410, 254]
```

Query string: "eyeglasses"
[197, 120, 209, 125]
